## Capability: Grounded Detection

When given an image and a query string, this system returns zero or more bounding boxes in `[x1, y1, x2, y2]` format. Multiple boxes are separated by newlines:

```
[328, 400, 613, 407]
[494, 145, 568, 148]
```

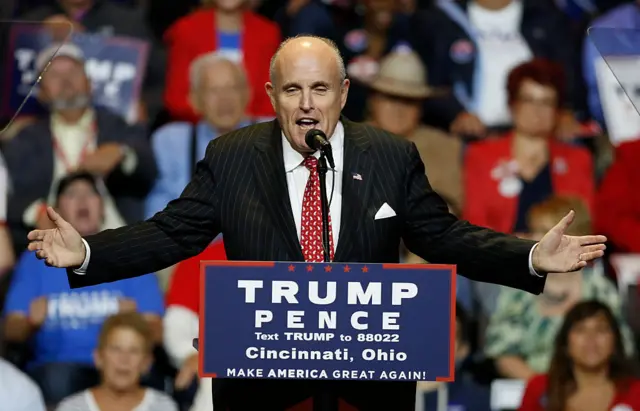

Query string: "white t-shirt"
[0, 358, 46, 411]
[468, 0, 533, 126]
[56, 388, 177, 411]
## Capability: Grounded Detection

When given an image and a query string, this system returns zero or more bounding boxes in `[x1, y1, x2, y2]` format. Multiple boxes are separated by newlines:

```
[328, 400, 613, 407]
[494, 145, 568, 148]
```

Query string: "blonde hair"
[97, 312, 153, 353]
[527, 196, 591, 236]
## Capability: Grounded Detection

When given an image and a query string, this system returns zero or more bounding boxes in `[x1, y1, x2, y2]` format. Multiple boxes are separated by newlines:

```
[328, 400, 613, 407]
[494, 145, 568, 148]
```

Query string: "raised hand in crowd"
[29, 296, 48, 328]
[450, 111, 487, 138]
[175, 353, 199, 391]
[77, 143, 126, 177]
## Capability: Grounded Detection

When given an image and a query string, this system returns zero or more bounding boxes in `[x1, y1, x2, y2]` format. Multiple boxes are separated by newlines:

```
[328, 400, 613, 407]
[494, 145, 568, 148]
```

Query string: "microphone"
[304, 129, 335, 169]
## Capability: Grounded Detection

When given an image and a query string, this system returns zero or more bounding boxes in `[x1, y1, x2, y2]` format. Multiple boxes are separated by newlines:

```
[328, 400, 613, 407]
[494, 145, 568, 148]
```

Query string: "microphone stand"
[314, 153, 338, 411]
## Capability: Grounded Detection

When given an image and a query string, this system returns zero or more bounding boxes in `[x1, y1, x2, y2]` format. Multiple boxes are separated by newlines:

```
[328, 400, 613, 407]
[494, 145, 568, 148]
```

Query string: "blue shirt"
[145, 121, 250, 218]
[3, 251, 164, 367]
[216, 31, 242, 63]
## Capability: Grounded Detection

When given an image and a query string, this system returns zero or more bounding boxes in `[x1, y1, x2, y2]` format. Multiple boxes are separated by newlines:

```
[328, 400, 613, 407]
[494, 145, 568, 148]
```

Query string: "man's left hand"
[78, 143, 124, 176]
[532, 210, 607, 274]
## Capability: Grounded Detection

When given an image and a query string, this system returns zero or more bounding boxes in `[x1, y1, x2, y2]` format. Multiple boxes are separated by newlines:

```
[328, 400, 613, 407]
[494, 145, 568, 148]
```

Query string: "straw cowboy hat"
[370, 47, 440, 99]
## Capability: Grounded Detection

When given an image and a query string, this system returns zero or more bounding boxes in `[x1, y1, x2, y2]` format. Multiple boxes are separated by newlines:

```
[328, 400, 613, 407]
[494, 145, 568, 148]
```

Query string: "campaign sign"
[198, 262, 456, 382]
[2, 25, 148, 122]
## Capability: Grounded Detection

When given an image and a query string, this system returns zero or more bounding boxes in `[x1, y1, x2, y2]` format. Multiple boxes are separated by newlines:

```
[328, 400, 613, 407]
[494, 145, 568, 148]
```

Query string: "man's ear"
[340, 79, 350, 110]
[265, 82, 276, 111]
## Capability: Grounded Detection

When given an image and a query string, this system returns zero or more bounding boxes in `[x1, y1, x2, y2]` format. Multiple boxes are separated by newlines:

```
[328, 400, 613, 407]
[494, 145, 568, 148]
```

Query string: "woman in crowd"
[519, 300, 640, 411]
[56, 313, 177, 411]
[163, 0, 279, 123]
[484, 196, 635, 380]
[463, 59, 594, 235]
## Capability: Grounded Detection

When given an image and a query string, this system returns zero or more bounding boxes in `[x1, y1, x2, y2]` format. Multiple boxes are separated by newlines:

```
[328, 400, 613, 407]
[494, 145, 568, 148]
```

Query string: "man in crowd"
[29, 35, 607, 410]
[145, 51, 252, 216]
[5, 43, 157, 253]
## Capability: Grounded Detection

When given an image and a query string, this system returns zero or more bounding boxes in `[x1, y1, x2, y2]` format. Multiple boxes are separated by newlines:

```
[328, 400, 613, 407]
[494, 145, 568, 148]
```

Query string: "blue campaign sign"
[2, 25, 148, 122]
[198, 262, 456, 382]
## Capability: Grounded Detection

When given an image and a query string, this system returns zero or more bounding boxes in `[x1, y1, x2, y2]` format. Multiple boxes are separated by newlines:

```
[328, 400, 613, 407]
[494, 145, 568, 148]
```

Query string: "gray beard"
[49, 94, 91, 111]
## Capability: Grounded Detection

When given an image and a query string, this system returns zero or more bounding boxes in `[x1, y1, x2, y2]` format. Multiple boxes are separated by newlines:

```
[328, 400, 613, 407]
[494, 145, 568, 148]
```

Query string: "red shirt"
[165, 240, 227, 313]
[520, 374, 640, 411]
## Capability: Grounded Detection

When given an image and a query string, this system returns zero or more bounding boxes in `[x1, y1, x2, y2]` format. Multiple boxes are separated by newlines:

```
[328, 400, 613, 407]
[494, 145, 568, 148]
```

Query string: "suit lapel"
[253, 121, 304, 261]
[334, 119, 373, 262]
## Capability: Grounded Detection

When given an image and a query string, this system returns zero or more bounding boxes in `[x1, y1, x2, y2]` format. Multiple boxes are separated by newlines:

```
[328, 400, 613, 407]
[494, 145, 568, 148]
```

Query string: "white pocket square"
[374, 203, 396, 220]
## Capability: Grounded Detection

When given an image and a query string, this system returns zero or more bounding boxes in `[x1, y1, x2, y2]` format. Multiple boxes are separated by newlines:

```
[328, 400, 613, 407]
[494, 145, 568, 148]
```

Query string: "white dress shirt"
[75, 121, 540, 275]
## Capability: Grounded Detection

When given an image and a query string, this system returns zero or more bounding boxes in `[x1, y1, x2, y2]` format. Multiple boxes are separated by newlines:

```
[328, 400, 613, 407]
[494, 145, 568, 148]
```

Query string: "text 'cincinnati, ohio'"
[245, 347, 407, 362]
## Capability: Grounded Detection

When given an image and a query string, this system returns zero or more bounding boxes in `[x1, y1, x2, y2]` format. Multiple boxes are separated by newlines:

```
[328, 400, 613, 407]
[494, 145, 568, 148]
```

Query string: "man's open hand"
[27, 207, 85, 268]
[532, 210, 607, 274]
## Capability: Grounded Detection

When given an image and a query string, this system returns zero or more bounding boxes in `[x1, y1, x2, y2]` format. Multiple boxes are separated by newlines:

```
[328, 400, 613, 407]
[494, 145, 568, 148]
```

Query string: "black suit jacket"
[67, 118, 545, 410]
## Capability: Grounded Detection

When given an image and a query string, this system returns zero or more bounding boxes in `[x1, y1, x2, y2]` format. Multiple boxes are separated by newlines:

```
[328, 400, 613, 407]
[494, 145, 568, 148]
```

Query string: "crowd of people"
[1, 0, 640, 410]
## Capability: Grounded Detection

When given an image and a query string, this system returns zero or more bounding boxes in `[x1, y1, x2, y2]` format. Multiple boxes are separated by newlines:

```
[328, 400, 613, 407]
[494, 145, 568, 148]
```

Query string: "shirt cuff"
[73, 238, 91, 275]
[120, 145, 138, 175]
[528, 243, 542, 277]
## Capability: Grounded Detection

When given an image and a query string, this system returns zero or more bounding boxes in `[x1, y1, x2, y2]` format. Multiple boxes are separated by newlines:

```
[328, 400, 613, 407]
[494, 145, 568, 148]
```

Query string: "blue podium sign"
[198, 262, 456, 382]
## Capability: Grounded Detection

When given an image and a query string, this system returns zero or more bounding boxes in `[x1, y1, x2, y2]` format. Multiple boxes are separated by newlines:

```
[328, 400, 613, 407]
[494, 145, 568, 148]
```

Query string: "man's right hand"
[27, 207, 85, 268]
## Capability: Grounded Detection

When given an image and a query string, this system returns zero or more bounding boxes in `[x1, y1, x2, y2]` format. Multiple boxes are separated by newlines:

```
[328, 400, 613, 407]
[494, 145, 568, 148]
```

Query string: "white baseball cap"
[35, 43, 85, 73]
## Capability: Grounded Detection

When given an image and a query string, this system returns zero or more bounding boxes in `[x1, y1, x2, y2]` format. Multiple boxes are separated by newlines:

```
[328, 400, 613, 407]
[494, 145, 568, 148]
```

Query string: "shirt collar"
[282, 122, 344, 172]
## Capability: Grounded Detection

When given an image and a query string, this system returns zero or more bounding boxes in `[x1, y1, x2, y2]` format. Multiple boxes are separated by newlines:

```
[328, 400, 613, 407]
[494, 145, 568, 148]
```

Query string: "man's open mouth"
[296, 118, 319, 130]
[76, 208, 90, 219]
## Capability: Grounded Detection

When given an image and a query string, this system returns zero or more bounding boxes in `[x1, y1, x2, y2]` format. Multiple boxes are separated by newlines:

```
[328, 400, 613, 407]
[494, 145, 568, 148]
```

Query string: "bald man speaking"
[29, 36, 607, 410]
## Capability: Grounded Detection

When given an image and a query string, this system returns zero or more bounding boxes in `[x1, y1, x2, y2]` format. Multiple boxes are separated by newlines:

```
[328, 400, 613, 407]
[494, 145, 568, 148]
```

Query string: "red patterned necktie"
[300, 156, 334, 262]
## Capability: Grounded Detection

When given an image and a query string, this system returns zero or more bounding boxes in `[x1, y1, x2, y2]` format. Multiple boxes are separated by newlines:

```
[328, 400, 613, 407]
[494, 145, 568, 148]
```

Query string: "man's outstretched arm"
[400, 143, 546, 295]
[67, 141, 222, 288]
